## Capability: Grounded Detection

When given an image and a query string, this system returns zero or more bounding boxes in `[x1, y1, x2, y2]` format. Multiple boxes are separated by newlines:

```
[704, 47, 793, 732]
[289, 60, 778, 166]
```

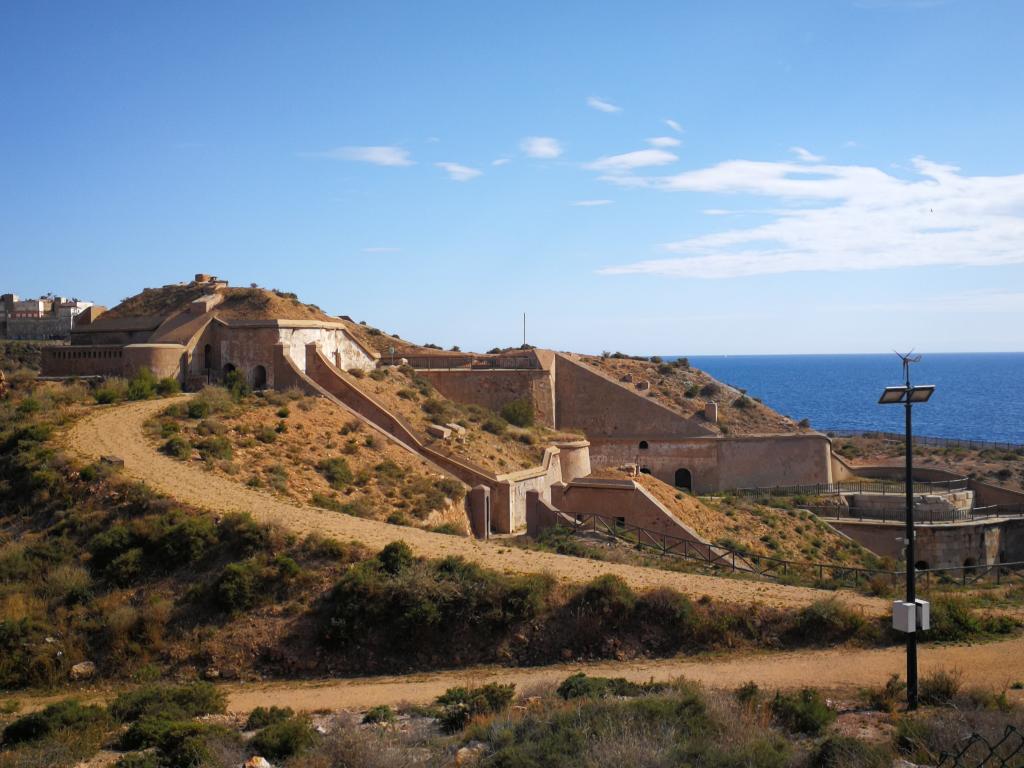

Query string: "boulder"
[445, 422, 467, 436]
[635, 380, 650, 391]
[243, 758, 272, 768]
[70, 661, 96, 681]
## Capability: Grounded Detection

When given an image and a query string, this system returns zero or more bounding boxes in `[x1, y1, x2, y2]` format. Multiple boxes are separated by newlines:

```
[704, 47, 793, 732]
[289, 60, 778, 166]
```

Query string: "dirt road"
[220, 635, 1024, 711]
[64, 399, 887, 612]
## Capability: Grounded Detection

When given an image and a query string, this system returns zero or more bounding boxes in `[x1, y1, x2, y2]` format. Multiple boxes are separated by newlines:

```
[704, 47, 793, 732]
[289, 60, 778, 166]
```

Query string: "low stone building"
[40, 274, 378, 388]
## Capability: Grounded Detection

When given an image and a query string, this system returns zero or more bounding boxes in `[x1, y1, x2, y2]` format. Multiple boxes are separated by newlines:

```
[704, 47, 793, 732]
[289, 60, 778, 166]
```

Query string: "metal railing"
[724, 478, 970, 499]
[550, 510, 1024, 590]
[827, 429, 1024, 453]
[813, 503, 1024, 524]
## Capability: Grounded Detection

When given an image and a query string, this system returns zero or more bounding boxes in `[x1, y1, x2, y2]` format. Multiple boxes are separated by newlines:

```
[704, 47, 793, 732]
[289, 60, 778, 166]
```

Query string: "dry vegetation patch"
[575, 353, 805, 435]
[146, 387, 469, 533]
[343, 365, 582, 474]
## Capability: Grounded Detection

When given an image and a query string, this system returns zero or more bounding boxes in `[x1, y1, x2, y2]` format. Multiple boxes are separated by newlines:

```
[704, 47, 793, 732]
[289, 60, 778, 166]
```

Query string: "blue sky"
[3, 0, 1023, 355]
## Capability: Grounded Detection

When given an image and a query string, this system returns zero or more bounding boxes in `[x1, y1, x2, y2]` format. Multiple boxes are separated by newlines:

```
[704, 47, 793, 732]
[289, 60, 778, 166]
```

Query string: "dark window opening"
[638, 440, 649, 450]
[674, 468, 693, 490]
[253, 364, 267, 390]
[914, 561, 929, 571]
[204, 344, 213, 370]
[639, 467, 652, 475]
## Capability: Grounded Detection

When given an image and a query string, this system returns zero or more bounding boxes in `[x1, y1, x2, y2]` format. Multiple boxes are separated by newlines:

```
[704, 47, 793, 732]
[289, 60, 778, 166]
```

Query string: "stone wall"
[830, 517, 1024, 570]
[416, 368, 556, 427]
[3, 316, 74, 340]
[41, 345, 125, 377]
[551, 478, 708, 545]
[587, 433, 832, 494]
[553, 354, 713, 438]
[847, 490, 975, 522]
[122, 344, 187, 380]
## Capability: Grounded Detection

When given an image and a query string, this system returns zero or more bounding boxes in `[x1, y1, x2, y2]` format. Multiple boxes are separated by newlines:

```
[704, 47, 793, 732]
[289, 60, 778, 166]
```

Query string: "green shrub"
[95, 379, 128, 403]
[482, 416, 507, 434]
[187, 399, 210, 419]
[925, 597, 1014, 641]
[861, 673, 906, 712]
[256, 425, 277, 443]
[771, 688, 835, 735]
[362, 704, 395, 724]
[225, 369, 250, 401]
[251, 715, 317, 760]
[1, 699, 108, 745]
[110, 682, 226, 722]
[379, 541, 414, 574]
[556, 673, 665, 700]
[127, 367, 158, 400]
[437, 683, 516, 732]
[245, 705, 294, 730]
[197, 435, 232, 460]
[317, 456, 353, 489]
[500, 397, 534, 427]
[215, 561, 262, 611]
[162, 436, 192, 459]
[156, 377, 181, 396]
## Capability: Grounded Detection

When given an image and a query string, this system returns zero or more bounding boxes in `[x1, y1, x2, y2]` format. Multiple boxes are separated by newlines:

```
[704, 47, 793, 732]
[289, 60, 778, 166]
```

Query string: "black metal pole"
[905, 396, 918, 711]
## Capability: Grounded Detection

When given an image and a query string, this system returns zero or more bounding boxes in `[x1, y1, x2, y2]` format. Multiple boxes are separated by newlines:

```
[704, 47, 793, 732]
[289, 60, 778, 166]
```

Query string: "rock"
[635, 380, 650, 391]
[203, 667, 220, 680]
[100, 455, 124, 467]
[243, 758, 272, 768]
[455, 741, 488, 766]
[426, 424, 452, 440]
[70, 661, 96, 681]
[445, 422, 467, 436]
[620, 373, 633, 383]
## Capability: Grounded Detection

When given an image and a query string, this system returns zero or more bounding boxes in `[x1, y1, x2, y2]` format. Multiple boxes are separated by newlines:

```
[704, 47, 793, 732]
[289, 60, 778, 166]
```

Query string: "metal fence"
[550, 510, 1024, 589]
[828, 429, 1024, 453]
[725, 478, 970, 499]
[809, 503, 1024, 524]
[938, 725, 1024, 767]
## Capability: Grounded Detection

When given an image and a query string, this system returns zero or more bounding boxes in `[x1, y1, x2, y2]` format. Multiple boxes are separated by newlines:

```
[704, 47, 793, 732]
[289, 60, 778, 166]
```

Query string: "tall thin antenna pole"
[523, 312, 526, 347]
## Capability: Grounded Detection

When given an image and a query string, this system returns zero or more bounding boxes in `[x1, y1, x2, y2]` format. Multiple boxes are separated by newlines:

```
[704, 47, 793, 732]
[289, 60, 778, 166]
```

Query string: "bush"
[318, 457, 353, 489]
[162, 436, 192, 459]
[156, 377, 181, 396]
[811, 736, 892, 768]
[187, 399, 210, 419]
[225, 369, 250, 401]
[379, 541, 414, 574]
[556, 673, 664, 700]
[437, 683, 516, 732]
[925, 596, 1014, 641]
[862, 673, 906, 712]
[482, 416, 507, 434]
[771, 688, 835, 735]
[2, 699, 108, 745]
[245, 705, 294, 730]
[127, 367, 158, 400]
[251, 716, 317, 760]
[919, 668, 962, 705]
[110, 682, 226, 722]
[500, 398, 534, 428]
[197, 435, 232, 460]
[362, 705, 395, 724]
[256, 425, 277, 443]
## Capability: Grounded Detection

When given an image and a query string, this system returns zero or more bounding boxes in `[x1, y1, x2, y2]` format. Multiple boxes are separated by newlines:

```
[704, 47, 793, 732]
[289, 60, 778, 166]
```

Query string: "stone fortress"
[38, 273, 1024, 568]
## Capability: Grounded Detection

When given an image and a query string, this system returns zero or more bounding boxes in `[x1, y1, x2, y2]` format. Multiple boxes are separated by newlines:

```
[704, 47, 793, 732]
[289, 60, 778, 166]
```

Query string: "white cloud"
[790, 146, 824, 162]
[572, 199, 613, 206]
[584, 149, 678, 173]
[597, 156, 1024, 279]
[362, 247, 401, 253]
[492, 158, 511, 166]
[702, 209, 733, 216]
[665, 119, 683, 133]
[435, 162, 482, 181]
[520, 136, 563, 159]
[647, 136, 681, 148]
[321, 146, 414, 166]
[587, 96, 621, 113]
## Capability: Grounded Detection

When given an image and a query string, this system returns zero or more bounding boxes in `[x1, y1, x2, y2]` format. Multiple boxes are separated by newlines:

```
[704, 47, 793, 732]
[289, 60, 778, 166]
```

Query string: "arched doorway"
[223, 363, 236, 381]
[674, 468, 692, 490]
[639, 467, 652, 475]
[915, 561, 929, 571]
[638, 440, 649, 450]
[203, 344, 212, 370]
[252, 365, 267, 390]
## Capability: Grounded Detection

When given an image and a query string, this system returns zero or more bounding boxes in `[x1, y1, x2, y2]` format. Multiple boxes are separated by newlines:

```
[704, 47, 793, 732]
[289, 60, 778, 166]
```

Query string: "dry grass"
[575, 353, 803, 436]
[148, 389, 469, 532]
[345, 366, 582, 474]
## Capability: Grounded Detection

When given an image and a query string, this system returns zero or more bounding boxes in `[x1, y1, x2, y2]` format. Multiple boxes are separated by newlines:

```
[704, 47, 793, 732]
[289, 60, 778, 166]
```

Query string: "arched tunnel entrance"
[674, 468, 693, 491]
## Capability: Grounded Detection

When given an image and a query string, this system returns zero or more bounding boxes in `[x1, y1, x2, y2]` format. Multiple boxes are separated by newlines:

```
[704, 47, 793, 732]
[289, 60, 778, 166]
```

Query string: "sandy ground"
[17, 636, 1024, 714]
[63, 398, 886, 613]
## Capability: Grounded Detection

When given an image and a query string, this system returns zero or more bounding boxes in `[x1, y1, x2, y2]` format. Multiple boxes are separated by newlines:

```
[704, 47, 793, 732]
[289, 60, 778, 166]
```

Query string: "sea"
[664, 353, 1024, 445]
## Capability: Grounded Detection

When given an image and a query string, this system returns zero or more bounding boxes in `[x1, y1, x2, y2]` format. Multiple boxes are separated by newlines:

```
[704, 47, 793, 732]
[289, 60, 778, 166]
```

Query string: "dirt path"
[219, 636, 1024, 711]
[63, 399, 887, 613]
[20, 636, 1024, 714]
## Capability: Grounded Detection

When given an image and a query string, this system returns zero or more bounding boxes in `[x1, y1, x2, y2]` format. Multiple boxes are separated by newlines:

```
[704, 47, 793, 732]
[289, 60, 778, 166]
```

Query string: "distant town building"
[0, 293, 95, 340]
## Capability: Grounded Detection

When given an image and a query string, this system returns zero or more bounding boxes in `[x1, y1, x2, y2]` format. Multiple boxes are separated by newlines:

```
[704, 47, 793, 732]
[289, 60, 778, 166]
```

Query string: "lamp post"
[878, 352, 935, 711]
